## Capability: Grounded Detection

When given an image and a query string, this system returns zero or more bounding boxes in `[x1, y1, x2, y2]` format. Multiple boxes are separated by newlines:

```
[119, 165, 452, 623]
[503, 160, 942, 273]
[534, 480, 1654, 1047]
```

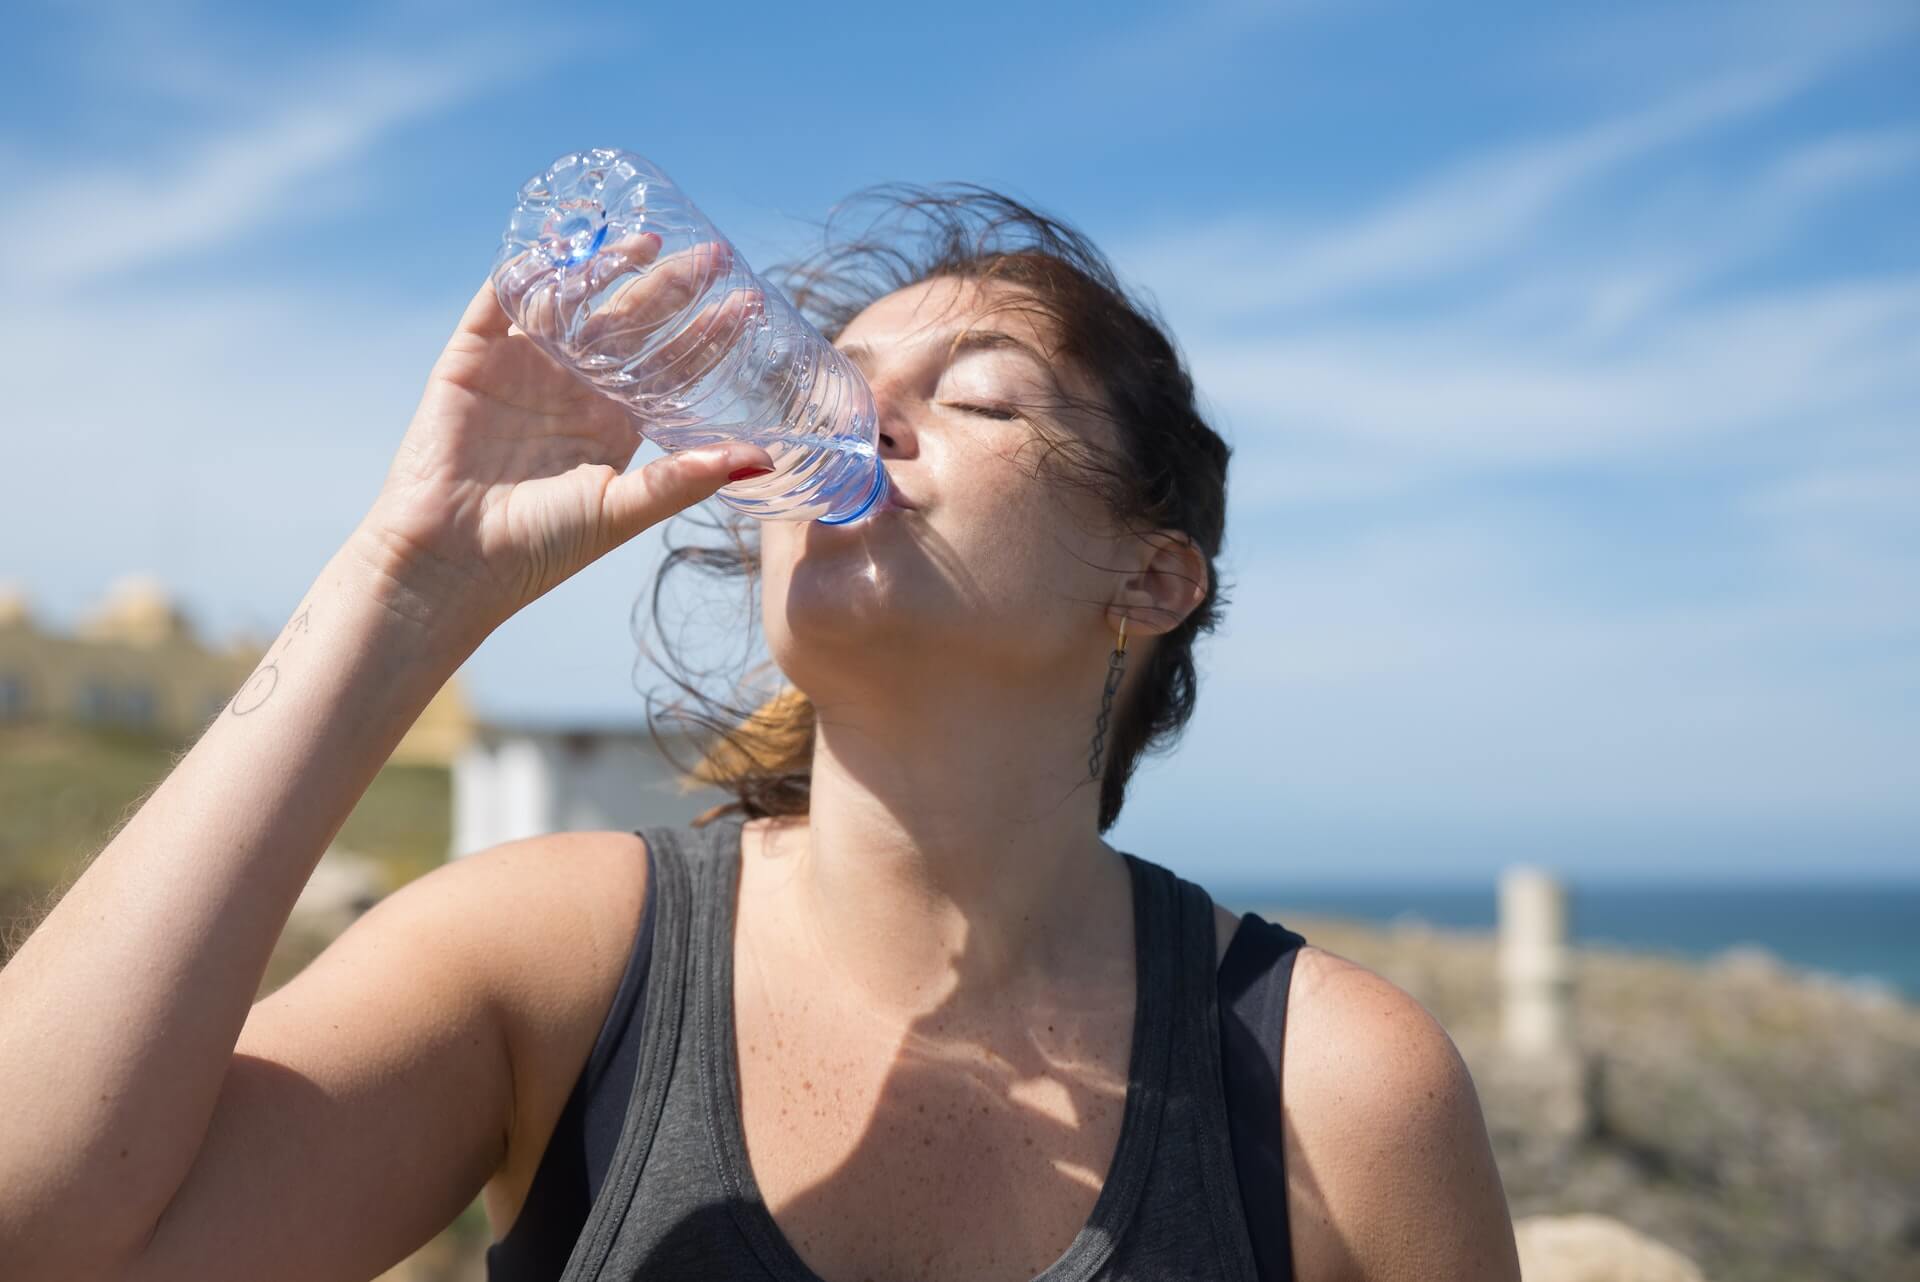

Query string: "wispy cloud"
[0, 46, 505, 283]
[0, 18, 516, 620]
[1762, 126, 1920, 198]
[1067, 0, 1320, 87]
[1114, 69, 1920, 479]
[1095, 5, 1920, 867]
[1126, 71, 1811, 319]
[1183, 552, 1920, 829]
[1197, 272, 1920, 471]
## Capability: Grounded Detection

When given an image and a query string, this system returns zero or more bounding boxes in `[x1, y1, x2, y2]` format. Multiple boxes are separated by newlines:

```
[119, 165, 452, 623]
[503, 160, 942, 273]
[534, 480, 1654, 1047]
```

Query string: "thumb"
[601, 444, 775, 541]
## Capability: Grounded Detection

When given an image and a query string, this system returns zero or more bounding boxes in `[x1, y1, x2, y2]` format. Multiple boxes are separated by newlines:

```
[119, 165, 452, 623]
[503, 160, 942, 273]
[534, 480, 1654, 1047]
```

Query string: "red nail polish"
[728, 466, 773, 482]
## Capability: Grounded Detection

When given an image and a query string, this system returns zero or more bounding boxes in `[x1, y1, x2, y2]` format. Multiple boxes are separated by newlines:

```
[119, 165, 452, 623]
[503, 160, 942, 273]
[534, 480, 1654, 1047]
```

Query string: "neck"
[749, 669, 1131, 1019]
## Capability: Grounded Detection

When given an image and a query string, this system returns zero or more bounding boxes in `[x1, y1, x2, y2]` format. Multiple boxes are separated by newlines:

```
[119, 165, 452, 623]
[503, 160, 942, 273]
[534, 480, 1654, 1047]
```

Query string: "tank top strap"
[556, 820, 702, 1282]
[1157, 868, 1287, 1281]
[1217, 908, 1309, 1282]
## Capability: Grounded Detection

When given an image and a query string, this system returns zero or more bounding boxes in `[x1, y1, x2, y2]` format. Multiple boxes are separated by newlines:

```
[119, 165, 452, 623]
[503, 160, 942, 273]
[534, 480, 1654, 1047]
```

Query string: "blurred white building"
[450, 719, 733, 858]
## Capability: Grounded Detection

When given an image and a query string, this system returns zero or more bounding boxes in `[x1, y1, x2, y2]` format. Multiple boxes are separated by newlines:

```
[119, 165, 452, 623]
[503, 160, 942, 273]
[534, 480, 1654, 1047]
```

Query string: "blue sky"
[2, 0, 1916, 884]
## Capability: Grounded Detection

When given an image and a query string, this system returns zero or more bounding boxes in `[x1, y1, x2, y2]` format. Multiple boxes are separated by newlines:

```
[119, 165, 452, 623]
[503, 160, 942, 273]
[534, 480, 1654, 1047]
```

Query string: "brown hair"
[638, 183, 1232, 835]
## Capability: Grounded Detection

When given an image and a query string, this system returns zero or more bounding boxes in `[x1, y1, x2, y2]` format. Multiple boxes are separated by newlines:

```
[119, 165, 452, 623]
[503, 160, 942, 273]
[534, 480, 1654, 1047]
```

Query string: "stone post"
[1484, 866, 1597, 1147]
[1499, 864, 1571, 1058]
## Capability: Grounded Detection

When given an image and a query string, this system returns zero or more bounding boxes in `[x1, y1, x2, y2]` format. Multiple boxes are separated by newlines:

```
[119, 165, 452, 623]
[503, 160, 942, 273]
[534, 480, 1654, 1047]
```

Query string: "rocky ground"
[1277, 910, 1920, 1282]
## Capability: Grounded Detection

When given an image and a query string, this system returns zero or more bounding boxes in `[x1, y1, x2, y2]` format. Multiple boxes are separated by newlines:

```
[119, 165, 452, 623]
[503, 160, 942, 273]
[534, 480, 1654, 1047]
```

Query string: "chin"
[770, 559, 952, 669]
[776, 561, 899, 631]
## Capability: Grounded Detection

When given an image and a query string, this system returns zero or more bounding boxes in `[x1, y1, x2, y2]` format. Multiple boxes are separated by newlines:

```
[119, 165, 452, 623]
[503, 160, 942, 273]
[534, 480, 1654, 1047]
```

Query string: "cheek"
[948, 475, 1111, 611]
[956, 431, 1064, 528]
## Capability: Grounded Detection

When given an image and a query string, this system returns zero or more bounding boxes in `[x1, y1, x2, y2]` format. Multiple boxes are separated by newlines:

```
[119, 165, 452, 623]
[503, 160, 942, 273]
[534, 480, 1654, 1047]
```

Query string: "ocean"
[1212, 881, 1920, 1001]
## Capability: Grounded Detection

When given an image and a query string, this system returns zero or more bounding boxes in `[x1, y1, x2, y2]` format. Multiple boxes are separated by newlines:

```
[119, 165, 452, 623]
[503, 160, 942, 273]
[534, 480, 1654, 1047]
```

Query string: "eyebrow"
[838, 328, 1053, 372]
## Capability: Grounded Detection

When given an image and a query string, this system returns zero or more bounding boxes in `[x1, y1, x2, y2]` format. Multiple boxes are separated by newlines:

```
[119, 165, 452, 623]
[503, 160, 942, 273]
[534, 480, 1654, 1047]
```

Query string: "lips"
[878, 481, 917, 513]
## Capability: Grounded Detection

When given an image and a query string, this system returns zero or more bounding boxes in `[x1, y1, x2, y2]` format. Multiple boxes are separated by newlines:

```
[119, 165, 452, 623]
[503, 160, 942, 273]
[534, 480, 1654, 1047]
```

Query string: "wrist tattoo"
[227, 599, 314, 717]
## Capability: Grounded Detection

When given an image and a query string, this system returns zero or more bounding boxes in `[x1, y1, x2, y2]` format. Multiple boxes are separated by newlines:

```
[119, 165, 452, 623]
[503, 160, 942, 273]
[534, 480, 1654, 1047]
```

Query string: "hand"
[351, 238, 773, 639]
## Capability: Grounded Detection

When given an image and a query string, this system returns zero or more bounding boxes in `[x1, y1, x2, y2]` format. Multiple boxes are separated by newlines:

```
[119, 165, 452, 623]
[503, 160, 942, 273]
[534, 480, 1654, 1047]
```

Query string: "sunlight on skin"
[1004, 1073, 1085, 1128]
[736, 1013, 1122, 1198]
[1044, 1156, 1108, 1193]
[741, 911, 1122, 1118]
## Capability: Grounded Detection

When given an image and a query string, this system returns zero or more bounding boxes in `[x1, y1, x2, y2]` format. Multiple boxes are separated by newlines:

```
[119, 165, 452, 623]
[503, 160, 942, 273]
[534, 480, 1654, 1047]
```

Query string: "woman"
[0, 186, 1519, 1282]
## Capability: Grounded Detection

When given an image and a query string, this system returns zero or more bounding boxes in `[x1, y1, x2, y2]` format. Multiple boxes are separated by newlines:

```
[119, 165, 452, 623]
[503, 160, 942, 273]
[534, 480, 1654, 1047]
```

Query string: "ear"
[1107, 529, 1208, 639]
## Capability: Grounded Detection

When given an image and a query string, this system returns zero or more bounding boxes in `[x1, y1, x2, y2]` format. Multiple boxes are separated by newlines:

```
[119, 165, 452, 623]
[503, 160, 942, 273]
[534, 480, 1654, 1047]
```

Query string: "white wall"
[449, 722, 733, 859]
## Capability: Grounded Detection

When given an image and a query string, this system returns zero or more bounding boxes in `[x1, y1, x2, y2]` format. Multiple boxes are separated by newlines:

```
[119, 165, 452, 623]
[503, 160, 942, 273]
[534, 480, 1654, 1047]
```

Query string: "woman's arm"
[1282, 948, 1523, 1282]
[0, 254, 773, 1282]
[0, 542, 496, 1280]
[131, 824, 651, 1282]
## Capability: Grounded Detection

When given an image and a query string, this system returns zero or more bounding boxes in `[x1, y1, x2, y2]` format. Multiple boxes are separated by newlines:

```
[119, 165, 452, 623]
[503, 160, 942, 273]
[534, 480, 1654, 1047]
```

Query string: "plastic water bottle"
[491, 148, 890, 524]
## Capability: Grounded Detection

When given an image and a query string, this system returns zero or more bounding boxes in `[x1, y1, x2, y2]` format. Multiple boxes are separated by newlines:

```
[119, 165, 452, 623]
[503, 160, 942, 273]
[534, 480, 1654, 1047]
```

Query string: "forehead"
[836, 275, 1058, 357]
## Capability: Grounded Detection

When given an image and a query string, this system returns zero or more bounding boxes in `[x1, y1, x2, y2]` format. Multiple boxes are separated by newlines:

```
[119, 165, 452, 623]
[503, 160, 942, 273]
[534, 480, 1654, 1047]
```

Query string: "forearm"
[0, 534, 491, 1270]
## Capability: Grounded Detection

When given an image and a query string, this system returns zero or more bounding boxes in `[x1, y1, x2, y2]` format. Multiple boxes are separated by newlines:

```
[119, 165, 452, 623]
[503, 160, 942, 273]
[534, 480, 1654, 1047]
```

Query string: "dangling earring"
[1087, 615, 1129, 781]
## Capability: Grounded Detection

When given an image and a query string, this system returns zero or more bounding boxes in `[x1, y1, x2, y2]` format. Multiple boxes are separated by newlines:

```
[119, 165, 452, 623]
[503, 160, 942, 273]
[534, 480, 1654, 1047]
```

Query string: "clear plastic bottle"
[491, 148, 890, 524]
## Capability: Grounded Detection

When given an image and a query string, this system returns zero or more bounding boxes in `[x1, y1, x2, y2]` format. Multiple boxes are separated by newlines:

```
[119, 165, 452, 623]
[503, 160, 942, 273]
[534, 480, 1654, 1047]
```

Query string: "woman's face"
[759, 275, 1127, 698]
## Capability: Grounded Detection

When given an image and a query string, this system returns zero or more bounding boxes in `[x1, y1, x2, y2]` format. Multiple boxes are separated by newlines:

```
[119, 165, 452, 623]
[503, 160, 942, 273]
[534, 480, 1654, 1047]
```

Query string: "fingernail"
[728, 466, 773, 482]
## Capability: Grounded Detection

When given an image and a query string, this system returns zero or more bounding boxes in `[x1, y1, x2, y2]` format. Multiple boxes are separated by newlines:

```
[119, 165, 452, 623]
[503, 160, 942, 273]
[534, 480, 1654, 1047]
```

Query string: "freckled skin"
[731, 815, 1159, 1282]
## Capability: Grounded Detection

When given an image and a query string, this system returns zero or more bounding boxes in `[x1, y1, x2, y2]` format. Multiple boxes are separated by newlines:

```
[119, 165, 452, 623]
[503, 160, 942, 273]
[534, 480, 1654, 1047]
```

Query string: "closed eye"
[945, 402, 1019, 420]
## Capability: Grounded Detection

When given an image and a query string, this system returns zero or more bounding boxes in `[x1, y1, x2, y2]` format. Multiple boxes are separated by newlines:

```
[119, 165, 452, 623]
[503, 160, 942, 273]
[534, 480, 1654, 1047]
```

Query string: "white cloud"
[1748, 466, 1920, 521]
[1760, 126, 1920, 199]
[1200, 272, 1920, 473]
[1530, 0, 1920, 103]
[0, 24, 514, 625]
[1111, 90, 1920, 489]
[1063, 0, 1322, 100]
[1167, 511, 1920, 825]
[1094, 28, 1920, 862]
[1123, 70, 1808, 319]
[0, 46, 507, 284]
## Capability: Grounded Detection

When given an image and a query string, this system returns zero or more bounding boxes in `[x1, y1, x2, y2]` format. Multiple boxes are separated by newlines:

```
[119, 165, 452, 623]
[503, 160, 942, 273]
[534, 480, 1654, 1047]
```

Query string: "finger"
[493, 232, 669, 345]
[503, 230, 706, 351]
[600, 443, 774, 545]
[459, 276, 515, 340]
[573, 238, 733, 352]
[584, 283, 765, 397]
[492, 246, 552, 332]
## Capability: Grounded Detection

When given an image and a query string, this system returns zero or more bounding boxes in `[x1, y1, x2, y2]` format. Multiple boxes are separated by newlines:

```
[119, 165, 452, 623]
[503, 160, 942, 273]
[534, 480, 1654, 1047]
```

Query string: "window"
[0, 671, 29, 721]
[76, 679, 115, 723]
[120, 685, 157, 726]
[73, 678, 160, 727]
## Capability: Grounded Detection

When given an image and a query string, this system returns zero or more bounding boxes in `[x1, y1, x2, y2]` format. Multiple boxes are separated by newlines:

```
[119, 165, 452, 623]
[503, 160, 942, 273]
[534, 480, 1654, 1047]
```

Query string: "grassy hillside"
[0, 723, 450, 961]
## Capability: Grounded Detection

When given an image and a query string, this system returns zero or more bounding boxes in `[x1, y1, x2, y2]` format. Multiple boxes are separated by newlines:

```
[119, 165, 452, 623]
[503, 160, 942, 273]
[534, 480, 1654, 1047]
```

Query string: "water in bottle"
[492, 148, 891, 524]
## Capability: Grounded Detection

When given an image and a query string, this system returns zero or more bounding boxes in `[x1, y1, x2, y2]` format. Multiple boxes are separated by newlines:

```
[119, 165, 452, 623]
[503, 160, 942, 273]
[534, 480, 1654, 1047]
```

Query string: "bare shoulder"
[1279, 945, 1521, 1282]
[243, 827, 649, 1066]
[322, 827, 651, 1026]
[303, 827, 654, 1231]
[138, 830, 654, 1282]
[423, 829, 652, 1014]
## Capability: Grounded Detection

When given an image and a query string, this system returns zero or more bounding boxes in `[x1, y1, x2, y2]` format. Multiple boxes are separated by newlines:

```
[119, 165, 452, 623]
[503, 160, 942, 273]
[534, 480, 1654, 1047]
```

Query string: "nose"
[867, 375, 920, 461]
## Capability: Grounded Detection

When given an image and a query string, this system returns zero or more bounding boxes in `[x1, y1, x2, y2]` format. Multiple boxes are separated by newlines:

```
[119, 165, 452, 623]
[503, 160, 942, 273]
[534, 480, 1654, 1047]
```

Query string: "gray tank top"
[551, 814, 1282, 1282]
